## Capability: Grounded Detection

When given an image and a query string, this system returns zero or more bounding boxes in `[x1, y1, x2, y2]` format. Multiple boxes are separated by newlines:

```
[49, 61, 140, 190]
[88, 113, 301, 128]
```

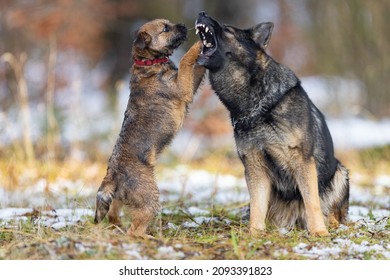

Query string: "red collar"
[133, 57, 169, 66]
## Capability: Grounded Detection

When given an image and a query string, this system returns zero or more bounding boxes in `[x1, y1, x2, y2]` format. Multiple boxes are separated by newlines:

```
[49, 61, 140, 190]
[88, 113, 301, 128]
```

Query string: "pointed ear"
[133, 31, 152, 49]
[251, 22, 274, 49]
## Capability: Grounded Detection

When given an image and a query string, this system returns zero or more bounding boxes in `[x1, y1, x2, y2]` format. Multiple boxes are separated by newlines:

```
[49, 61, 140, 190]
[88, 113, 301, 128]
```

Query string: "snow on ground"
[0, 166, 389, 259]
[0, 207, 93, 230]
[289, 236, 390, 260]
[1, 167, 389, 226]
[0, 178, 95, 208]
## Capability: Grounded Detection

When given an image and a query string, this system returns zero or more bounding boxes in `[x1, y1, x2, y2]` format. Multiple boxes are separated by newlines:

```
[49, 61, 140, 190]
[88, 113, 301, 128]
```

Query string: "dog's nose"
[199, 11, 207, 17]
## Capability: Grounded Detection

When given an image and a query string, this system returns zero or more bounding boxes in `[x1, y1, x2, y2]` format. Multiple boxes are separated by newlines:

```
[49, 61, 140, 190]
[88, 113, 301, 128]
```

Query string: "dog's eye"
[224, 26, 234, 34]
[163, 25, 170, 32]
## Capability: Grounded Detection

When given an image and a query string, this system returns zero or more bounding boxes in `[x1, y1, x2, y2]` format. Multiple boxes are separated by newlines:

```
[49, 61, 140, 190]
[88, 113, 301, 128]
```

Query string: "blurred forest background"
[0, 0, 389, 170]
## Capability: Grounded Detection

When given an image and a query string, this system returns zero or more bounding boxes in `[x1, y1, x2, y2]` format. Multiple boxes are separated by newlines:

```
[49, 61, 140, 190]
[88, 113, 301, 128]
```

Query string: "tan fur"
[266, 163, 349, 232]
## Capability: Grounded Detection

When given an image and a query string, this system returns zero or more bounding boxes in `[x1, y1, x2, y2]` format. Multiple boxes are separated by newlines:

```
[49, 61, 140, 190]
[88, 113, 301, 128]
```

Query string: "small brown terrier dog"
[94, 19, 204, 238]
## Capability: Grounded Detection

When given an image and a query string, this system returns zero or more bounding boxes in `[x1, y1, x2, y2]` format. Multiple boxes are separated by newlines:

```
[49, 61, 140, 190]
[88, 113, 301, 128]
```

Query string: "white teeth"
[205, 27, 209, 33]
[206, 43, 213, 48]
[195, 29, 199, 34]
[203, 40, 207, 45]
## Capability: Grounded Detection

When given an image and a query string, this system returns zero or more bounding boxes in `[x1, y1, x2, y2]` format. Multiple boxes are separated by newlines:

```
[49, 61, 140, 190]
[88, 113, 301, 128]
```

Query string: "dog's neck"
[133, 57, 169, 66]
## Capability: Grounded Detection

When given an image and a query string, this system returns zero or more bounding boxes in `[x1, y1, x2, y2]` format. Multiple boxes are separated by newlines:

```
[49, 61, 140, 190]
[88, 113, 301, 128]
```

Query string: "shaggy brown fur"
[94, 19, 205, 238]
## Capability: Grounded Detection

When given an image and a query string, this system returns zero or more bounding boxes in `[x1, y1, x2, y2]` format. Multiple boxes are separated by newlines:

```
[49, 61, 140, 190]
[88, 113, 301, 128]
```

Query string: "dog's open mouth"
[196, 22, 217, 56]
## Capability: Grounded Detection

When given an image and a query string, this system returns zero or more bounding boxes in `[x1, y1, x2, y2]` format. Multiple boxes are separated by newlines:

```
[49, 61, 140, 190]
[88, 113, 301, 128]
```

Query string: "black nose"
[176, 23, 187, 32]
[199, 11, 207, 17]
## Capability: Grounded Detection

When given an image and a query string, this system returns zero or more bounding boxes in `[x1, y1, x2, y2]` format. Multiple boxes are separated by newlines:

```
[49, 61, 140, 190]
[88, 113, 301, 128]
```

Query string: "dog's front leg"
[296, 157, 329, 236]
[177, 41, 204, 102]
[243, 154, 271, 236]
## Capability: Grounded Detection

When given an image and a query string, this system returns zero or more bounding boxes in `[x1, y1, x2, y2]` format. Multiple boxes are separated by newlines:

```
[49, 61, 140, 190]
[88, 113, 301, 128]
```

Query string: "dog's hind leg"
[94, 172, 116, 224]
[124, 179, 160, 239]
[295, 157, 330, 236]
[107, 199, 123, 227]
[127, 206, 157, 239]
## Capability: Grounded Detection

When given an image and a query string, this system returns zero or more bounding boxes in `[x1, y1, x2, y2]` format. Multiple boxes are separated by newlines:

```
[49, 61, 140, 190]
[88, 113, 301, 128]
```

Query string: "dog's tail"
[327, 162, 350, 224]
[94, 180, 115, 224]
[321, 162, 349, 226]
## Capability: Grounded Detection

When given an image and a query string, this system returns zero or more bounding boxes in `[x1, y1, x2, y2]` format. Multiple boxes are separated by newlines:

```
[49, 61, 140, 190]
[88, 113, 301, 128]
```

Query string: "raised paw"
[194, 40, 203, 52]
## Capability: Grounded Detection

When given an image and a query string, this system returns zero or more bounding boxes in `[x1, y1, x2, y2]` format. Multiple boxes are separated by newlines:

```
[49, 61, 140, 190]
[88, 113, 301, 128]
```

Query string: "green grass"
[1, 202, 388, 260]
[0, 146, 389, 260]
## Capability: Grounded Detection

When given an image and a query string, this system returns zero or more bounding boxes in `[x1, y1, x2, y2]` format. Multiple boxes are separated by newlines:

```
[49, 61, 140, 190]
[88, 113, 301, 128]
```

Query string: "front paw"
[310, 227, 330, 237]
[194, 40, 203, 52]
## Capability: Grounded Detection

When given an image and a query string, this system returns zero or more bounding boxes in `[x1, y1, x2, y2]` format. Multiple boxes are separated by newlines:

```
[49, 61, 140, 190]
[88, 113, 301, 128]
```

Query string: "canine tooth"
[203, 40, 207, 45]
[195, 29, 199, 35]
[205, 27, 209, 33]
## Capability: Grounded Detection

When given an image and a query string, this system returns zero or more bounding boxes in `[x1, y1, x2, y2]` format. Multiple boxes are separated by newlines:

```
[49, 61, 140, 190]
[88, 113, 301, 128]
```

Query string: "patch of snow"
[336, 224, 349, 233]
[0, 207, 93, 229]
[348, 206, 370, 222]
[350, 185, 390, 208]
[186, 206, 209, 216]
[223, 218, 232, 225]
[182, 216, 218, 228]
[0, 208, 34, 219]
[122, 243, 146, 260]
[155, 246, 185, 259]
[50, 222, 69, 230]
[166, 223, 178, 230]
[181, 221, 199, 228]
[293, 238, 390, 260]
[0, 178, 95, 208]
[274, 248, 289, 258]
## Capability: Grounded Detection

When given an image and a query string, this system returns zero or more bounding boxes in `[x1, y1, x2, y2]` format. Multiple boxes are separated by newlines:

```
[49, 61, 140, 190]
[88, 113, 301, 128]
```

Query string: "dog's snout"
[176, 23, 187, 32]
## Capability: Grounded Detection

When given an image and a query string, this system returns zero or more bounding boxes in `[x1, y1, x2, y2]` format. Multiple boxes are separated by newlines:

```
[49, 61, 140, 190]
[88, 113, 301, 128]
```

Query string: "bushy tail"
[94, 182, 115, 224]
[329, 162, 350, 223]
[319, 161, 349, 228]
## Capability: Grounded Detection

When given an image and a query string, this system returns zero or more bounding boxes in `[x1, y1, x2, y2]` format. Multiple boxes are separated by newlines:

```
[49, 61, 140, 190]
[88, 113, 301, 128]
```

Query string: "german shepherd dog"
[94, 19, 204, 238]
[195, 12, 349, 236]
